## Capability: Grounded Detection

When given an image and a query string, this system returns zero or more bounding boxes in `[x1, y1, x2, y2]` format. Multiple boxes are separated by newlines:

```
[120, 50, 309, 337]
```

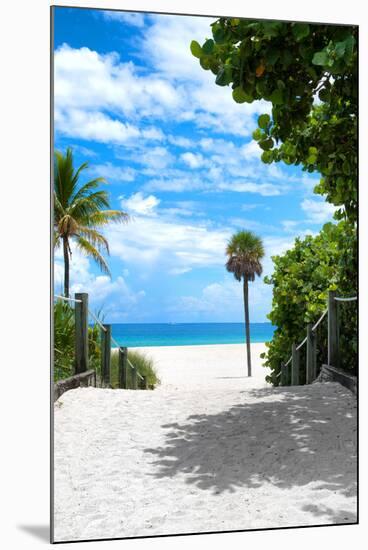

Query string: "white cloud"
[102, 10, 146, 28]
[217, 181, 284, 196]
[181, 151, 205, 169]
[241, 140, 262, 159]
[168, 135, 195, 148]
[54, 244, 144, 316]
[122, 192, 160, 215]
[55, 108, 141, 144]
[55, 25, 270, 143]
[140, 146, 174, 171]
[89, 162, 136, 182]
[55, 44, 180, 116]
[168, 276, 273, 322]
[168, 267, 192, 275]
[106, 215, 231, 274]
[144, 174, 208, 193]
[281, 220, 300, 233]
[301, 198, 336, 224]
[142, 14, 216, 82]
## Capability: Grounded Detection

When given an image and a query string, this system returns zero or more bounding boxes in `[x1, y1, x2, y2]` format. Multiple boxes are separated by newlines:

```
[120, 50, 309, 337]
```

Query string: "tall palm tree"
[226, 230, 265, 376]
[54, 148, 128, 297]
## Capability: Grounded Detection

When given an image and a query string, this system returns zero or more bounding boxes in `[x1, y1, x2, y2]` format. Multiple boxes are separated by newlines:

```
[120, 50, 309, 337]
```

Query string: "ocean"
[110, 322, 275, 348]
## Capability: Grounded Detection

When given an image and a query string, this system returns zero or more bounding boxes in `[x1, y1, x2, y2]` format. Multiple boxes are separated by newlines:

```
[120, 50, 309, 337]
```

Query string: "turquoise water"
[110, 323, 275, 348]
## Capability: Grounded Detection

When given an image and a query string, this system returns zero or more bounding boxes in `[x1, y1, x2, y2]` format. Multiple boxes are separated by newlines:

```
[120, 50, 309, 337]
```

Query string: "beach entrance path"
[53, 344, 357, 542]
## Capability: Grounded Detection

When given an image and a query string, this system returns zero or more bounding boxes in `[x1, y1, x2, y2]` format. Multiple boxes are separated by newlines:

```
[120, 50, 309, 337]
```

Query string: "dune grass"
[110, 349, 161, 390]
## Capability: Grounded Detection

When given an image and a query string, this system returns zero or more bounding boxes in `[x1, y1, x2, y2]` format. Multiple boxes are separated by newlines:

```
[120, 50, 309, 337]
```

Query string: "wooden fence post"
[143, 376, 149, 390]
[328, 290, 338, 368]
[306, 323, 314, 384]
[118, 347, 128, 389]
[312, 330, 318, 380]
[291, 342, 300, 385]
[131, 368, 138, 390]
[101, 324, 111, 387]
[280, 363, 287, 386]
[74, 293, 88, 374]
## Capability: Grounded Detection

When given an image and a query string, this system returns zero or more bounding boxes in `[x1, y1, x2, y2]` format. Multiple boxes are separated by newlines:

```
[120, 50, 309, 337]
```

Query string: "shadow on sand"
[144, 386, 357, 523]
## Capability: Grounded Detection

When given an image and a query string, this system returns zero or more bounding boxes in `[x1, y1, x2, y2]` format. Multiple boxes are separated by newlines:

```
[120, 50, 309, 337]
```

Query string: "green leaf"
[190, 40, 202, 58]
[202, 39, 215, 55]
[344, 35, 355, 60]
[213, 26, 226, 44]
[282, 50, 293, 67]
[252, 128, 263, 141]
[261, 150, 273, 163]
[200, 57, 211, 71]
[312, 50, 328, 66]
[262, 21, 281, 38]
[267, 48, 280, 65]
[232, 86, 247, 103]
[258, 113, 270, 129]
[307, 154, 317, 164]
[215, 66, 232, 86]
[342, 160, 350, 175]
[259, 138, 274, 151]
[270, 88, 283, 105]
[292, 23, 310, 41]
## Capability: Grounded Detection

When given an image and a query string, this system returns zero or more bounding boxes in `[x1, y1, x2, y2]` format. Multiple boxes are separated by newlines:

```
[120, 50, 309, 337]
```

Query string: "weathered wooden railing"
[54, 292, 148, 400]
[279, 290, 357, 388]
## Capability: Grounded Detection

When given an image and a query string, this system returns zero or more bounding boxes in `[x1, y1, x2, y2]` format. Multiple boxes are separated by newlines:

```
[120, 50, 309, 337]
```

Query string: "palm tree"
[226, 230, 265, 376]
[54, 148, 128, 297]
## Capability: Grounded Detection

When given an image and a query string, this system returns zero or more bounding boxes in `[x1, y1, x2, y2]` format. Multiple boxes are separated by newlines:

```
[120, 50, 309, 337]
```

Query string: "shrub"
[54, 300, 75, 381]
[110, 349, 160, 389]
[53, 299, 102, 382]
[262, 221, 357, 385]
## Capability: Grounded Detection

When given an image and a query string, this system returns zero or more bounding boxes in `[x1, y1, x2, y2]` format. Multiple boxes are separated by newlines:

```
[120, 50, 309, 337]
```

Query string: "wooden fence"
[279, 290, 357, 387]
[54, 292, 148, 400]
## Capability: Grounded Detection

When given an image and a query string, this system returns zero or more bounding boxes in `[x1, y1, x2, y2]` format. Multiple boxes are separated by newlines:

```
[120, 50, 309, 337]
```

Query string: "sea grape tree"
[191, 19, 357, 221]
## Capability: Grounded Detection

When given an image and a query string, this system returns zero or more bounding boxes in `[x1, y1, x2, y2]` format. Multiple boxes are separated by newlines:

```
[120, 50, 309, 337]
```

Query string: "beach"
[53, 343, 357, 542]
[134, 342, 269, 390]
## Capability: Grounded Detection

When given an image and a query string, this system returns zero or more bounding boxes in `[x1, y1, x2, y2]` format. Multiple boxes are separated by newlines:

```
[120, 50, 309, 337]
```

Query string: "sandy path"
[53, 344, 357, 542]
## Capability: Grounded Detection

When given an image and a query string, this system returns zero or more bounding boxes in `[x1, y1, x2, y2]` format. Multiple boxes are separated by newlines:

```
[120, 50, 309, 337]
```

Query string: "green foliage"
[110, 350, 161, 389]
[53, 300, 102, 383]
[261, 221, 357, 385]
[191, 20, 357, 221]
[54, 300, 75, 381]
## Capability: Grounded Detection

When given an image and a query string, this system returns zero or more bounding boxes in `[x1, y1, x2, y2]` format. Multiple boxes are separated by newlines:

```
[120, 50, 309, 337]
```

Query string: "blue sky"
[53, 7, 335, 323]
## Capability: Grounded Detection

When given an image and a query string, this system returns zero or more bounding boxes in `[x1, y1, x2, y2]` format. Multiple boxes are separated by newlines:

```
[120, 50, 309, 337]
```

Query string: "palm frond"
[226, 230, 265, 282]
[77, 226, 109, 253]
[70, 177, 106, 205]
[69, 191, 110, 220]
[75, 236, 111, 275]
[82, 210, 129, 227]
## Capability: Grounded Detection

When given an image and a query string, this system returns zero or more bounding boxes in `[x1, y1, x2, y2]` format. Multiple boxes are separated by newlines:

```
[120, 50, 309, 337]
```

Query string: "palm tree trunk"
[63, 236, 70, 297]
[243, 278, 252, 377]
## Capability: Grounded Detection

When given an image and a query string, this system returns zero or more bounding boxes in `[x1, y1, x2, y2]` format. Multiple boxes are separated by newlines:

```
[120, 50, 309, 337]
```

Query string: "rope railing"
[311, 309, 327, 332]
[53, 292, 148, 392]
[88, 308, 107, 332]
[296, 336, 307, 351]
[280, 290, 357, 387]
[54, 294, 82, 303]
[127, 358, 144, 381]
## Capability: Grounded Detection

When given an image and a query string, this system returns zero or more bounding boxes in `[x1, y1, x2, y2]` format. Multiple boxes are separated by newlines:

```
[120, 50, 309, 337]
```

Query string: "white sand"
[54, 343, 357, 542]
